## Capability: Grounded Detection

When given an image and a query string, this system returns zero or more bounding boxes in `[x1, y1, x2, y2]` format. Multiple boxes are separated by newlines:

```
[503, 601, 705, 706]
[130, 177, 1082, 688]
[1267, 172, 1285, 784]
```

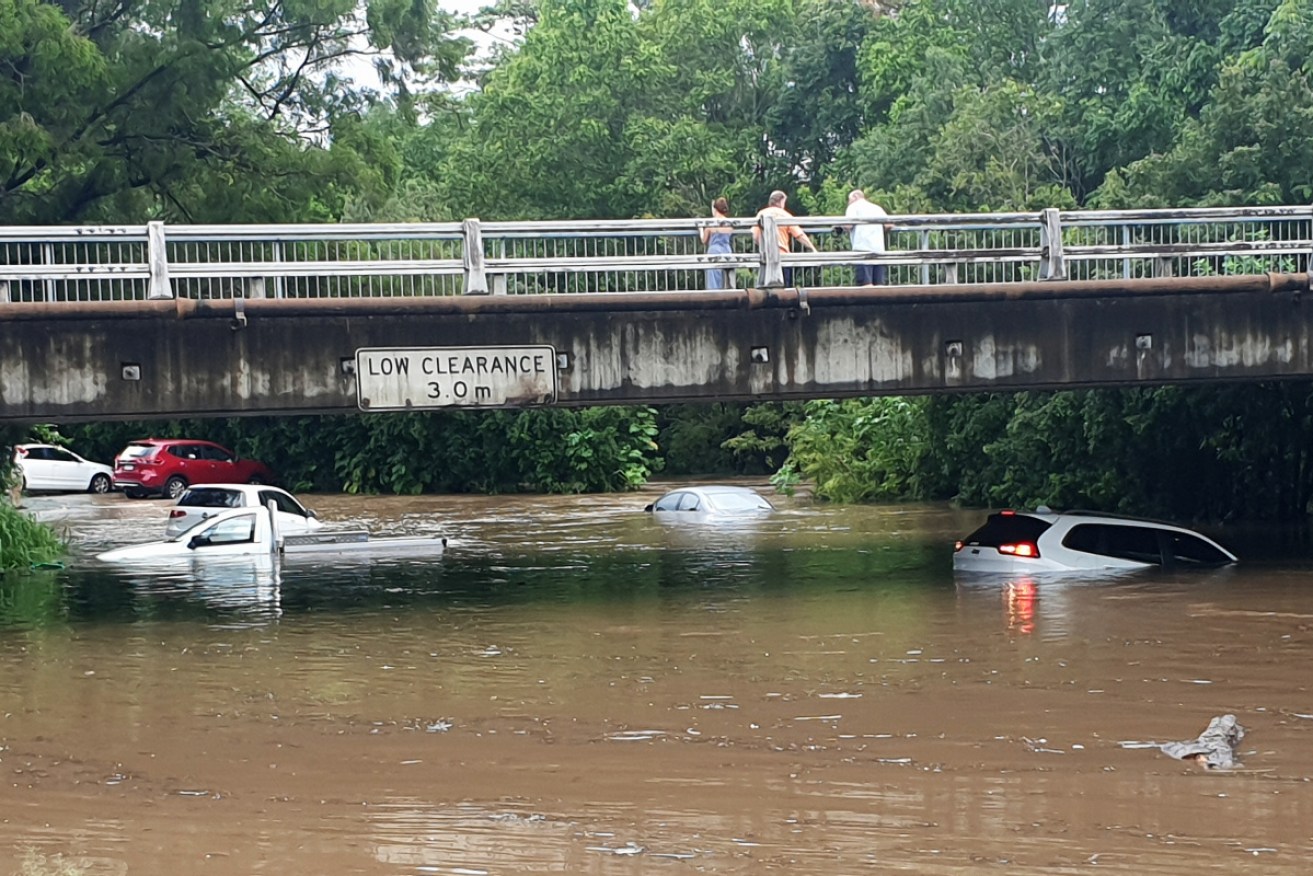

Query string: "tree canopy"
[0, 0, 468, 223]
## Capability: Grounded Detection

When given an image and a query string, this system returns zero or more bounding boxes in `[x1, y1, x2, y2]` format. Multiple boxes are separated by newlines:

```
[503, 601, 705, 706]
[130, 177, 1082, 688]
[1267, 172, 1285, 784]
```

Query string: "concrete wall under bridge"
[1, 273, 1310, 423]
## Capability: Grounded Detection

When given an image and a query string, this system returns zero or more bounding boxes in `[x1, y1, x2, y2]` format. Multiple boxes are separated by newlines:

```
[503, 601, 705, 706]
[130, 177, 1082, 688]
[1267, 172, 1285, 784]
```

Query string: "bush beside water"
[0, 504, 66, 571]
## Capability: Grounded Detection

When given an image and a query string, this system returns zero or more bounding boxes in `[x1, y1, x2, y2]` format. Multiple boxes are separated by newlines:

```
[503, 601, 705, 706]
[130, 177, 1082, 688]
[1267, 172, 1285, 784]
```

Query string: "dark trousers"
[855, 262, 887, 286]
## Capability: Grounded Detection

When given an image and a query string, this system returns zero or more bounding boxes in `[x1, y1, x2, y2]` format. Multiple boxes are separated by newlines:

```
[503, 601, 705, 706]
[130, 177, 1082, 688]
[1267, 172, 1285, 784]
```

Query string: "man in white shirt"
[845, 189, 892, 286]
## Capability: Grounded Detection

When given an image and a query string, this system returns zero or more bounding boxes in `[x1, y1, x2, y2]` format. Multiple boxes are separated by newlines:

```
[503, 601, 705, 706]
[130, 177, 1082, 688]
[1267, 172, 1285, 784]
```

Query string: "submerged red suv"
[113, 438, 276, 500]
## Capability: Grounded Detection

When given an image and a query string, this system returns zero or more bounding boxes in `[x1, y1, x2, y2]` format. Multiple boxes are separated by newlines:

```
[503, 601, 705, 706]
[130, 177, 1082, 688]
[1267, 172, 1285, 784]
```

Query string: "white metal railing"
[0, 206, 1309, 303]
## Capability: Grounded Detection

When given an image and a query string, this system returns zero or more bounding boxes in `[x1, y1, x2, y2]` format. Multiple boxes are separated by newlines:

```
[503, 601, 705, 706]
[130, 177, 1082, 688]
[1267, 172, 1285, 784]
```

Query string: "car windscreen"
[178, 487, 243, 509]
[119, 444, 159, 459]
[961, 513, 1052, 546]
[707, 492, 772, 512]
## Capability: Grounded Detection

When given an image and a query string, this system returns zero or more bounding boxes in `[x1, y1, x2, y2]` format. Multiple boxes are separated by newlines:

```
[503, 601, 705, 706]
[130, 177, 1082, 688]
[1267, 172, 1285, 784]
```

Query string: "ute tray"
[282, 530, 371, 546]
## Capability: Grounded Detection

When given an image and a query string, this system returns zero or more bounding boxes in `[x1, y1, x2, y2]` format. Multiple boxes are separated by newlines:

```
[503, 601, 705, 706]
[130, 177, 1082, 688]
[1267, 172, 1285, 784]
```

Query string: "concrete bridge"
[1, 206, 1310, 423]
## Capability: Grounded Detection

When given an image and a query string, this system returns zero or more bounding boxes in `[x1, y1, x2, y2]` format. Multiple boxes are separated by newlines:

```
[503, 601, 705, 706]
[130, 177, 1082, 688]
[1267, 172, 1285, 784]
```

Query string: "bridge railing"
[1, 206, 1309, 303]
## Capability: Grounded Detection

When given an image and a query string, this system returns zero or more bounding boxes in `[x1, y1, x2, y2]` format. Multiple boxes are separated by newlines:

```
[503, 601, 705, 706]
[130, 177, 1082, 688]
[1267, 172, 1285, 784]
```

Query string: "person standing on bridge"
[700, 197, 735, 290]
[844, 189, 893, 287]
[753, 190, 817, 287]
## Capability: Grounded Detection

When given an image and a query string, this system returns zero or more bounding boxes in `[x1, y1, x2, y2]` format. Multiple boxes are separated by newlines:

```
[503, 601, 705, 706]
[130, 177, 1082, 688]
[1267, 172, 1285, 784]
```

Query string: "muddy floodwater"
[2, 486, 1313, 875]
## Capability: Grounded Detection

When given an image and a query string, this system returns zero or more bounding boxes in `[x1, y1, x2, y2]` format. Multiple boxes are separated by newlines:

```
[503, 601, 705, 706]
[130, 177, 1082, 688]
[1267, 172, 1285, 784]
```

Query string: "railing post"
[462, 218, 489, 295]
[1122, 224, 1131, 279]
[146, 221, 174, 299]
[919, 230, 931, 285]
[42, 243, 56, 302]
[758, 214, 784, 288]
[272, 241, 285, 299]
[1039, 207, 1066, 280]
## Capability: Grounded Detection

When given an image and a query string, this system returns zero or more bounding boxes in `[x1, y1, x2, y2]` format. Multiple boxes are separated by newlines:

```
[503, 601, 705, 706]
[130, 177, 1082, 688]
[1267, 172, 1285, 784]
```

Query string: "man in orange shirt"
[753, 189, 817, 287]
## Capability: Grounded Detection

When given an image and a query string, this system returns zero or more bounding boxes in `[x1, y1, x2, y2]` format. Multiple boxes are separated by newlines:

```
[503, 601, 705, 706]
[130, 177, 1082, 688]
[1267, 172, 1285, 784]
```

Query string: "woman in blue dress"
[700, 197, 734, 290]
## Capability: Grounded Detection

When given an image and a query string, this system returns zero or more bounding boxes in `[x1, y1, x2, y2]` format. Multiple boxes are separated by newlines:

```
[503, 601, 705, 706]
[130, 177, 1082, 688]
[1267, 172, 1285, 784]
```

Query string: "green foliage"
[773, 398, 931, 503]
[0, 0, 468, 223]
[0, 503, 65, 570]
[412, 0, 877, 220]
[721, 402, 806, 472]
[507, 406, 661, 492]
[64, 407, 662, 495]
[657, 402, 800, 475]
[916, 385, 1313, 521]
[768, 381, 1313, 521]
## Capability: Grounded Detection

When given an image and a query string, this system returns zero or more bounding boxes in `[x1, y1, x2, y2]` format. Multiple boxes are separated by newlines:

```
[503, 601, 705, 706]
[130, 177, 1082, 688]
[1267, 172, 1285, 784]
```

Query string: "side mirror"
[307, 510, 318, 519]
[187, 535, 210, 550]
[643, 503, 654, 512]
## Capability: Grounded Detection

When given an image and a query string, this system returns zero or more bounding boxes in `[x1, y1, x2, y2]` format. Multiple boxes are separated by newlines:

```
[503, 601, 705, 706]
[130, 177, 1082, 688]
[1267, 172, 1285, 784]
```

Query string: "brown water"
[2, 488, 1312, 875]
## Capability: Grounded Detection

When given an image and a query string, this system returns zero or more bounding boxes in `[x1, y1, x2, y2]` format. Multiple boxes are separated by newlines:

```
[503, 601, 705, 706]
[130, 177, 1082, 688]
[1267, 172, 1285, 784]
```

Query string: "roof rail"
[1061, 509, 1191, 527]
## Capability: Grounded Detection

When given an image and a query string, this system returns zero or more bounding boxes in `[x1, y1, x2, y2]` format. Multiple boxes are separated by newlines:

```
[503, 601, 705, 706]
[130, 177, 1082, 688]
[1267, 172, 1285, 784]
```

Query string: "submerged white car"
[953, 509, 1237, 574]
[166, 483, 322, 537]
[644, 485, 774, 515]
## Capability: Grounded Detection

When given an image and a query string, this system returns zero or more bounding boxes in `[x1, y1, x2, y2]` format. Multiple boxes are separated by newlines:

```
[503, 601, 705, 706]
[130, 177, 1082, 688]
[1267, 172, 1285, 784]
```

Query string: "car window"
[259, 490, 307, 517]
[652, 492, 684, 512]
[202, 445, 234, 462]
[196, 514, 257, 546]
[1168, 532, 1232, 565]
[179, 487, 243, 509]
[23, 447, 53, 461]
[677, 492, 702, 511]
[169, 444, 199, 460]
[1061, 523, 1103, 555]
[1103, 525, 1163, 563]
[50, 449, 79, 464]
[1064, 523, 1162, 564]
[962, 513, 1051, 546]
[120, 444, 158, 459]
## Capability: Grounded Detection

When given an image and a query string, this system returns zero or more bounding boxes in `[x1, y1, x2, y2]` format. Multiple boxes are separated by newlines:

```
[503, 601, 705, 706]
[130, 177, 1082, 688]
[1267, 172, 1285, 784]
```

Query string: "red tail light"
[169, 509, 187, 519]
[14, 447, 27, 457]
[998, 542, 1039, 558]
[953, 540, 965, 552]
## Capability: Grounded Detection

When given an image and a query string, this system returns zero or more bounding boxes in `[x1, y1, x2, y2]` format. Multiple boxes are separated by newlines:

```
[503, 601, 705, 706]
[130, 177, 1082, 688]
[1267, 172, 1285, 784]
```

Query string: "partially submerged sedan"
[644, 485, 774, 515]
[953, 508, 1237, 574]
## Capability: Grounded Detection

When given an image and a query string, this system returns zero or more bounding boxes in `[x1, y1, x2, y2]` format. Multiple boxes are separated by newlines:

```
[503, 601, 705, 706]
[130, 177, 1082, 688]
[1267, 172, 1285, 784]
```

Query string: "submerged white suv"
[953, 508, 1236, 574]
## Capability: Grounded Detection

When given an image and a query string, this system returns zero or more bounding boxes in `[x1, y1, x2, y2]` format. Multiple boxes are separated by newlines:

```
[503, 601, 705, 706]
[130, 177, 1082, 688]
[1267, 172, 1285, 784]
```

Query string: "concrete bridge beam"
[0, 274, 1308, 423]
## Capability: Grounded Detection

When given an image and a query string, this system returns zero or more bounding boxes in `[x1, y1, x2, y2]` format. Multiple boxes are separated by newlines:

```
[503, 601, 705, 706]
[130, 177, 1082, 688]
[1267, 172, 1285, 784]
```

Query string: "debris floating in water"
[1158, 714, 1245, 769]
[585, 841, 645, 856]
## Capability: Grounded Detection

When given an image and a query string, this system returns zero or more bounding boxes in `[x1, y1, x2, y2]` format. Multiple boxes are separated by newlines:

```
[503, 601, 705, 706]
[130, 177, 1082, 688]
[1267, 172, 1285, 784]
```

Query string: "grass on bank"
[0, 503, 66, 571]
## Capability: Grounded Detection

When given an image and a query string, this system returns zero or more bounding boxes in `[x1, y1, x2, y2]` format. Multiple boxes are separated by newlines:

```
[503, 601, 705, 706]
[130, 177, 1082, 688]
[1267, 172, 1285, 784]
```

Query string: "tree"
[433, 0, 651, 219]
[0, 0, 468, 223]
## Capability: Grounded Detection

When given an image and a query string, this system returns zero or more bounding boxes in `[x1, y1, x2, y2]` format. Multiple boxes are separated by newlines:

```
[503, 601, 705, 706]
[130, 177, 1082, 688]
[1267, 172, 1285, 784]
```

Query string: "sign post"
[355, 346, 558, 410]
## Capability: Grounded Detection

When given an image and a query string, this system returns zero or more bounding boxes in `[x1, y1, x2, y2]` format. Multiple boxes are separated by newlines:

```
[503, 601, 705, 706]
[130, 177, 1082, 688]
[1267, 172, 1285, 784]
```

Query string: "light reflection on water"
[2, 489, 1313, 874]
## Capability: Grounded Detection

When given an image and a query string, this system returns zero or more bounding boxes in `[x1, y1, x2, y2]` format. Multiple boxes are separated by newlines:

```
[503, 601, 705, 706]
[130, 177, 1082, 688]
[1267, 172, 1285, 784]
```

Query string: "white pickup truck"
[98, 504, 445, 562]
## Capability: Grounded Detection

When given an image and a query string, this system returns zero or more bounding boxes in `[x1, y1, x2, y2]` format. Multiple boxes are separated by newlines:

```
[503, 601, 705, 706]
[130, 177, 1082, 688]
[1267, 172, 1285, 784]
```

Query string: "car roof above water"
[973, 508, 1220, 537]
[177, 483, 291, 504]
